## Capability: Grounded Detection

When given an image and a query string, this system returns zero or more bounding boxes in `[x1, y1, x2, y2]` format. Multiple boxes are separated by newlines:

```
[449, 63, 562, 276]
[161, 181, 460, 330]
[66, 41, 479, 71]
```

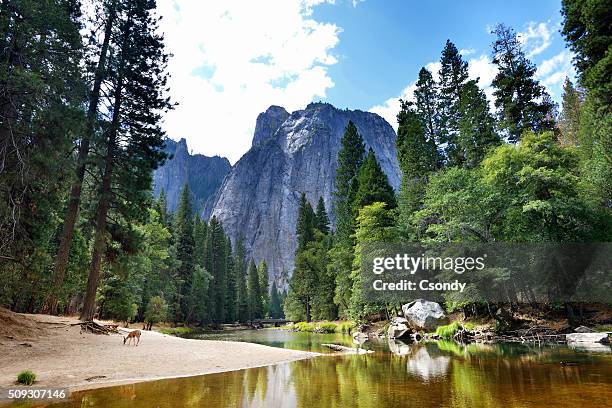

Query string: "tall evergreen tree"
[414, 67, 440, 150]
[269, 281, 283, 319]
[315, 197, 330, 234]
[47, 0, 118, 314]
[561, 0, 612, 108]
[396, 101, 438, 240]
[247, 259, 263, 319]
[558, 77, 583, 146]
[333, 121, 366, 240]
[353, 148, 397, 211]
[258, 260, 270, 317]
[172, 184, 195, 322]
[234, 238, 249, 322]
[80, 0, 172, 321]
[330, 121, 365, 315]
[438, 40, 469, 165]
[225, 237, 237, 322]
[205, 216, 227, 323]
[458, 80, 500, 168]
[296, 193, 316, 251]
[491, 24, 555, 142]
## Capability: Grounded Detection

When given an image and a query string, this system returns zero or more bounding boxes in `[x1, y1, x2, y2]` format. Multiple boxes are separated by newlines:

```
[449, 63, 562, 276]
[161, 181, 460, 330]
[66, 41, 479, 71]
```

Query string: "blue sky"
[158, 0, 573, 163]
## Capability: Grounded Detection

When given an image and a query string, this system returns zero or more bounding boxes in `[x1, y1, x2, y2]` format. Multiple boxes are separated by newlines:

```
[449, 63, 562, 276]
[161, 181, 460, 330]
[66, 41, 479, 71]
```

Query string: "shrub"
[337, 321, 356, 333]
[17, 370, 36, 385]
[435, 322, 463, 339]
[159, 327, 192, 336]
[293, 322, 316, 332]
[318, 322, 338, 333]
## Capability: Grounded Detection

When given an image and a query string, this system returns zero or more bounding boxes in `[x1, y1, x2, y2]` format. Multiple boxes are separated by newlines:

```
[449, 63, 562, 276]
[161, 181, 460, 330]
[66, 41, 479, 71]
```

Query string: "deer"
[123, 330, 141, 346]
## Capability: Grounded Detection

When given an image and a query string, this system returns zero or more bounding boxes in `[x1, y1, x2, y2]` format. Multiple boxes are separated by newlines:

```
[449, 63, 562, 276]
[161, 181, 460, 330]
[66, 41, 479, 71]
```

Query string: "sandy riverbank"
[0, 308, 320, 392]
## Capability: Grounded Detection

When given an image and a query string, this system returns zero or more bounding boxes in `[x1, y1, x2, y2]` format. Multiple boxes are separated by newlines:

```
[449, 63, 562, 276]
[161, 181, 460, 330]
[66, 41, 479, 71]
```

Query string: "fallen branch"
[71, 321, 119, 335]
[321, 344, 374, 354]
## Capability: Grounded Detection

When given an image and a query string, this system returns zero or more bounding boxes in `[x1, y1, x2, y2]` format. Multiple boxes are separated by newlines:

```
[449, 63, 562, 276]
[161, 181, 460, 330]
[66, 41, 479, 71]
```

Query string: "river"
[19, 329, 612, 407]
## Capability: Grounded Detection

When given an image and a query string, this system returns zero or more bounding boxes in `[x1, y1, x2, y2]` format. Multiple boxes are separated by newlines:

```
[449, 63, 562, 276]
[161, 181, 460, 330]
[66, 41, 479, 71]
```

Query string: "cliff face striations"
[153, 138, 231, 218]
[211, 102, 400, 284]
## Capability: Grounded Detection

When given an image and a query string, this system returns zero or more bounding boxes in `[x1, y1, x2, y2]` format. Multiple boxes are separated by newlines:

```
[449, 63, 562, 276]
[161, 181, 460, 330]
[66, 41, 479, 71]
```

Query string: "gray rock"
[388, 317, 411, 339]
[566, 332, 610, 344]
[402, 299, 448, 331]
[211, 102, 401, 285]
[252, 106, 289, 147]
[153, 138, 231, 218]
[574, 325, 594, 333]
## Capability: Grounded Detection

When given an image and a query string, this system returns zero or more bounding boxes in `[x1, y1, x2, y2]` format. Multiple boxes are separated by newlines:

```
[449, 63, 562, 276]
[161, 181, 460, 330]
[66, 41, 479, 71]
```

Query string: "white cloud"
[518, 21, 553, 58]
[157, 0, 340, 163]
[537, 50, 575, 99]
[460, 48, 476, 56]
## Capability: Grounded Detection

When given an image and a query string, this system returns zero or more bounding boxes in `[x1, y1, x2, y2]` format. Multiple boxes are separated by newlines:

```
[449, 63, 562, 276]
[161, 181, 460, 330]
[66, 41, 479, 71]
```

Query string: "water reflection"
[15, 334, 612, 408]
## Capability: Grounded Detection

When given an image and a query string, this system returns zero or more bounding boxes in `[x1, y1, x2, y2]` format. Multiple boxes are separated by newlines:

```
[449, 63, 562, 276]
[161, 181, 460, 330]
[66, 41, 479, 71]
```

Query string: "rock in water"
[211, 102, 401, 285]
[388, 317, 411, 339]
[574, 325, 594, 333]
[153, 138, 231, 218]
[402, 299, 448, 331]
[566, 332, 610, 344]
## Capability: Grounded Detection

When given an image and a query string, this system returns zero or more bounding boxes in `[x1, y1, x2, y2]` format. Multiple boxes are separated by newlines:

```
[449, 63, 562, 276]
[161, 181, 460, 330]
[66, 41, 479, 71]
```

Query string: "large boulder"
[402, 299, 448, 331]
[388, 317, 411, 339]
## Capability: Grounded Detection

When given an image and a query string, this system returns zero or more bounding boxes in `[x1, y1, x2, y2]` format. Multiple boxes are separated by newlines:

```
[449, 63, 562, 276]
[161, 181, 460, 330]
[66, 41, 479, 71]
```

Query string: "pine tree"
[205, 216, 227, 323]
[315, 197, 330, 234]
[80, 0, 172, 321]
[269, 281, 283, 319]
[396, 101, 437, 239]
[173, 185, 195, 322]
[330, 121, 365, 316]
[558, 77, 583, 146]
[258, 260, 270, 317]
[247, 259, 263, 319]
[47, 0, 118, 314]
[296, 193, 316, 251]
[353, 149, 397, 211]
[438, 40, 469, 165]
[458, 80, 500, 167]
[234, 238, 249, 322]
[414, 67, 440, 153]
[225, 237, 237, 322]
[333, 121, 366, 240]
[491, 24, 555, 142]
[561, 0, 611, 108]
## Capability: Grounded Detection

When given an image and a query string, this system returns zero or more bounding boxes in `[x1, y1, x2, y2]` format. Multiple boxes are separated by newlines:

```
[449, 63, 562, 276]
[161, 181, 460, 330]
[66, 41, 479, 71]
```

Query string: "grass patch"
[159, 327, 193, 336]
[293, 322, 316, 332]
[17, 370, 36, 385]
[337, 321, 356, 334]
[435, 321, 474, 339]
[593, 325, 612, 333]
[318, 322, 338, 333]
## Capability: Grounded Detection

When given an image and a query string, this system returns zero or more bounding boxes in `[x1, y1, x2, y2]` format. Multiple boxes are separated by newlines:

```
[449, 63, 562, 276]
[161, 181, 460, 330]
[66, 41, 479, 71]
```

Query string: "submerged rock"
[402, 299, 448, 331]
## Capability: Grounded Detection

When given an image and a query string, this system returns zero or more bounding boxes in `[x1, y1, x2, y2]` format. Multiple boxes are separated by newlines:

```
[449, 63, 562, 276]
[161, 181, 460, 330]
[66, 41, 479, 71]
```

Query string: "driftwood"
[321, 343, 374, 354]
[71, 321, 119, 335]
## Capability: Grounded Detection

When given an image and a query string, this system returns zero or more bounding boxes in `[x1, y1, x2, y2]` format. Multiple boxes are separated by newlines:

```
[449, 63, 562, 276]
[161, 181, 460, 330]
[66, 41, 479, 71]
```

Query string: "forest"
[0, 0, 609, 328]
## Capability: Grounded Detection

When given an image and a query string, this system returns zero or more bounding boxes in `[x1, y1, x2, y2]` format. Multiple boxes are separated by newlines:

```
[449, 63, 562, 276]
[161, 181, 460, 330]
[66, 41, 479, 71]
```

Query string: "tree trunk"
[45, 0, 117, 315]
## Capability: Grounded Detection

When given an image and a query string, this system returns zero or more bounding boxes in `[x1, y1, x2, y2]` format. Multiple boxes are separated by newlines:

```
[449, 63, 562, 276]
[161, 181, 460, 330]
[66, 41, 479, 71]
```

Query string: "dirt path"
[0, 309, 319, 392]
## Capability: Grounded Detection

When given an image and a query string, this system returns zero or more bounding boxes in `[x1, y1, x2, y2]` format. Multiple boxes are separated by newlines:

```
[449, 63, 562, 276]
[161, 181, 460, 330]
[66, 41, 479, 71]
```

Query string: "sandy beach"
[0, 308, 319, 392]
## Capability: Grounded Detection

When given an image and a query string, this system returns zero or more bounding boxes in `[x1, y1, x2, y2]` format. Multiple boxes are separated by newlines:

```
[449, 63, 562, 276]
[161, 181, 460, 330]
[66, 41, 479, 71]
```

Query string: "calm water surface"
[12, 330, 612, 408]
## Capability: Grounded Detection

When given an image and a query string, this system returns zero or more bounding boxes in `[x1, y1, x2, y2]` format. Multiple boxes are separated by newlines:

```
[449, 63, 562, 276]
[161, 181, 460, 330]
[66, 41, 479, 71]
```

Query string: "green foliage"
[292, 322, 317, 332]
[234, 238, 249, 322]
[269, 282, 284, 319]
[17, 370, 36, 386]
[337, 321, 356, 333]
[205, 216, 228, 323]
[558, 77, 584, 146]
[435, 322, 463, 339]
[144, 296, 168, 326]
[174, 185, 196, 322]
[258, 260, 270, 317]
[353, 149, 397, 212]
[315, 197, 330, 234]
[438, 40, 469, 165]
[350, 202, 397, 320]
[247, 260, 263, 320]
[159, 327, 193, 336]
[318, 322, 338, 333]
